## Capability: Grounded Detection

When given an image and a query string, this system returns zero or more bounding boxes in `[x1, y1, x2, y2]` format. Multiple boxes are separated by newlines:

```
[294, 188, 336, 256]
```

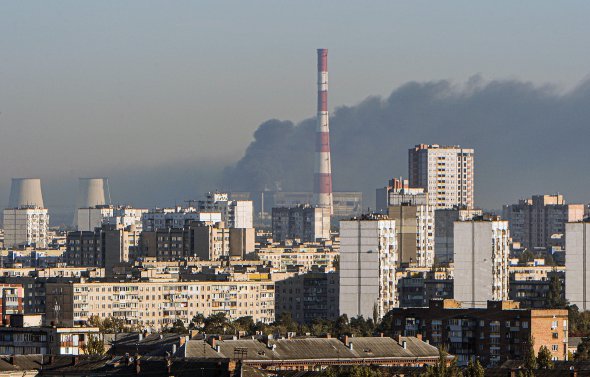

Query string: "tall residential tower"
[409, 144, 474, 209]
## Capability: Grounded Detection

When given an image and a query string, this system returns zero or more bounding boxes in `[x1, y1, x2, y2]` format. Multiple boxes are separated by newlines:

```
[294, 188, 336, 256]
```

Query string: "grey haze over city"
[2, 1, 590, 224]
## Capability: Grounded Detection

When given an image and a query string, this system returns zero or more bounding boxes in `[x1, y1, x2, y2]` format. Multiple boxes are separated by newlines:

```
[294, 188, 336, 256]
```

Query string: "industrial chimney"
[77, 178, 108, 208]
[313, 49, 333, 214]
[8, 178, 45, 208]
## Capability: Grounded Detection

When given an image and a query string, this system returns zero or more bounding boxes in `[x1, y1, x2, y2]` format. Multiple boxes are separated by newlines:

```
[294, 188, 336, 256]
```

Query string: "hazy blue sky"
[1, 1, 590, 218]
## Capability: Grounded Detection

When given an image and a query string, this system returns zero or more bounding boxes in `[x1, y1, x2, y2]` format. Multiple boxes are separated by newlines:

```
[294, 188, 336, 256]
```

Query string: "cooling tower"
[77, 178, 107, 208]
[8, 178, 45, 208]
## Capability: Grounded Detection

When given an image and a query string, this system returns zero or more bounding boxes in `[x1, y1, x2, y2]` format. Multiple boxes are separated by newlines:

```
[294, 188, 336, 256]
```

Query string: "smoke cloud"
[223, 76, 590, 209]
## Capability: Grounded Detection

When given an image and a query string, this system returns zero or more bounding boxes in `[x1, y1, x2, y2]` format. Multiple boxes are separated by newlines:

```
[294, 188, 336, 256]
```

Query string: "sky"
[1, 1, 590, 223]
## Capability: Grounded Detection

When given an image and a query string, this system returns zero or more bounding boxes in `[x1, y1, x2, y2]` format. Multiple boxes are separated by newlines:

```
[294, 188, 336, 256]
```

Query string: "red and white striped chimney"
[313, 48, 333, 214]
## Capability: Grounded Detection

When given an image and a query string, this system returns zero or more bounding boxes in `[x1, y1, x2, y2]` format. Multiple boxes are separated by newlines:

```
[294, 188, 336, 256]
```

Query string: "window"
[552, 345, 558, 352]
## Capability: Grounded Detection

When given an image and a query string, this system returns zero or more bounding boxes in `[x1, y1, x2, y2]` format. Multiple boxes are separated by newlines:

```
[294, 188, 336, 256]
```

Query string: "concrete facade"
[565, 221, 590, 310]
[339, 216, 397, 320]
[45, 279, 275, 330]
[453, 218, 510, 308]
[408, 144, 474, 209]
[271, 205, 331, 243]
[384, 179, 434, 267]
[198, 192, 253, 229]
[434, 208, 483, 264]
[75, 206, 114, 232]
[503, 194, 585, 250]
[3, 208, 49, 249]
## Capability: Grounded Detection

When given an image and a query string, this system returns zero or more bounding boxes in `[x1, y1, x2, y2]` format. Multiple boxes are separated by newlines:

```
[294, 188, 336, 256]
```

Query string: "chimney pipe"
[313, 49, 333, 214]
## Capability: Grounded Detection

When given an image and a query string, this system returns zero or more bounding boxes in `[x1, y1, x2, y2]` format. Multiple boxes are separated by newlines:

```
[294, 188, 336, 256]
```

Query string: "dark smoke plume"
[223, 76, 590, 209]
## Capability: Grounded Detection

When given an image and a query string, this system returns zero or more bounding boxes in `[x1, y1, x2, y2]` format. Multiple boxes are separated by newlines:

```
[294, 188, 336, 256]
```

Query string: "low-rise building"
[509, 264, 565, 308]
[183, 336, 446, 370]
[382, 299, 568, 366]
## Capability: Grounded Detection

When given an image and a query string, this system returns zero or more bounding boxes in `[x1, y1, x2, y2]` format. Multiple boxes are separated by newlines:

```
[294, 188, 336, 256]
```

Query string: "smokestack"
[313, 48, 333, 214]
[8, 178, 45, 208]
[77, 178, 108, 208]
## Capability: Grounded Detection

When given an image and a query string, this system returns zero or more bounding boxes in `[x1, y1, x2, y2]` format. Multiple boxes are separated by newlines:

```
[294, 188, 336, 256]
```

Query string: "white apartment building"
[104, 207, 148, 232]
[453, 217, 510, 308]
[76, 206, 114, 232]
[434, 208, 483, 264]
[3, 208, 49, 249]
[45, 279, 275, 330]
[141, 207, 222, 231]
[198, 193, 253, 229]
[339, 215, 397, 320]
[408, 144, 474, 209]
[565, 221, 590, 310]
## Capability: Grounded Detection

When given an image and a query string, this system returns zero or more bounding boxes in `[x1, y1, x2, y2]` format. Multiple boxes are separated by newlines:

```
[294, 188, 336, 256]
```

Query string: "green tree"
[575, 337, 590, 361]
[233, 316, 255, 334]
[321, 365, 382, 377]
[80, 335, 106, 355]
[546, 271, 567, 309]
[86, 315, 139, 333]
[168, 319, 188, 334]
[420, 348, 462, 377]
[536, 345, 553, 369]
[519, 337, 537, 377]
[519, 249, 535, 264]
[464, 359, 485, 377]
[203, 312, 231, 334]
[334, 315, 352, 337]
[189, 313, 205, 331]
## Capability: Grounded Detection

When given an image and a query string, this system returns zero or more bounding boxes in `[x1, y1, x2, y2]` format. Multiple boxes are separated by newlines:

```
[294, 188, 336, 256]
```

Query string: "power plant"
[77, 178, 109, 208]
[4, 178, 49, 248]
[75, 177, 112, 231]
[313, 48, 334, 215]
[8, 178, 45, 209]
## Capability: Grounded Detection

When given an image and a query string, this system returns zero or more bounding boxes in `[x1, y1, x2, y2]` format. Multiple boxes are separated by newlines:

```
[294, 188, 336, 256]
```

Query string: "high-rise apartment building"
[453, 216, 510, 308]
[140, 221, 254, 261]
[408, 144, 474, 209]
[198, 192, 253, 229]
[503, 194, 584, 250]
[3, 179, 49, 249]
[104, 207, 148, 232]
[339, 215, 397, 319]
[565, 220, 590, 310]
[65, 223, 141, 273]
[271, 205, 331, 243]
[434, 207, 483, 264]
[76, 206, 114, 232]
[141, 207, 221, 231]
[378, 178, 434, 267]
